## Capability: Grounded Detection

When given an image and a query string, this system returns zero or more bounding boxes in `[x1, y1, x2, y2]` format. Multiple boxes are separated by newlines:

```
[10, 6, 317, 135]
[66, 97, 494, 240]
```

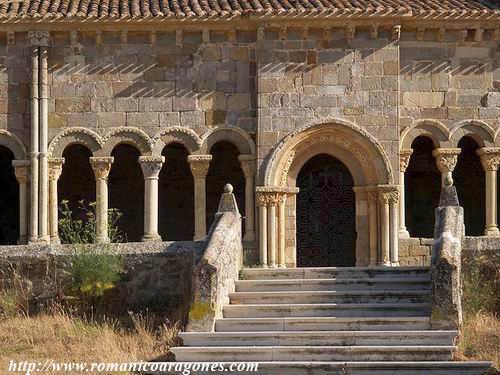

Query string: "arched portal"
[296, 154, 355, 267]
[159, 143, 194, 240]
[455, 136, 485, 236]
[109, 144, 144, 242]
[405, 136, 441, 238]
[59, 145, 96, 227]
[0, 146, 19, 245]
[206, 141, 245, 231]
[262, 120, 395, 268]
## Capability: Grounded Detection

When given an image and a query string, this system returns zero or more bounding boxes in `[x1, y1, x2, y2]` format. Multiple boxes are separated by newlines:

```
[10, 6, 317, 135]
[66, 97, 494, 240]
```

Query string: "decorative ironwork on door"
[296, 154, 356, 267]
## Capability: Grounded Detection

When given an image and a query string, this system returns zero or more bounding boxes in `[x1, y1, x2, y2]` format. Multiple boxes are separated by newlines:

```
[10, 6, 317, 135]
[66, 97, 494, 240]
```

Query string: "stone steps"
[240, 266, 430, 280]
[160, 361, 492, 375]
[235, 277, 430, 292]
[215, 316, 432, 332]
[171, 345, 457, 362]
[230, 290, 431, 304]
[223, 303, 431, 318]
[171, 266, 491, 374]
[179, 330, 458, 346]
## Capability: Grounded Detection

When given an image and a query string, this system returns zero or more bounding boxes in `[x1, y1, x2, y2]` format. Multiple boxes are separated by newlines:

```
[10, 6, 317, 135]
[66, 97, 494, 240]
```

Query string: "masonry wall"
[46, 30, 257, 139]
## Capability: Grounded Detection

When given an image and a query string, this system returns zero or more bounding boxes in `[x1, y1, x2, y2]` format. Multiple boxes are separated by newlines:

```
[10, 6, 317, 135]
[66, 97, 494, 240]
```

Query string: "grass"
[0, 308, 181, 370]
[455, 251, 500, 371]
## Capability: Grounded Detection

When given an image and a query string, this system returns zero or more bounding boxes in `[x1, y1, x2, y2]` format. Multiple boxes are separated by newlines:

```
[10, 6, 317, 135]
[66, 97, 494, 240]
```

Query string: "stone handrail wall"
[186, 185, 242, 332]
[431, 185, 464, 330]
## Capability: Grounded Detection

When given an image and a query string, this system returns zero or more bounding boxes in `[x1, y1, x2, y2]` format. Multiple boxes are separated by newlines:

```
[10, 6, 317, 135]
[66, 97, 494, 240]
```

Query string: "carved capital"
[139, 155, 164, 179]
[256, 186, 297, 207]
[28, 31, 50, 46]
[187, 155, 212, 178]
[48, 157, 65, 181]
[399, 149, 414, 173]
[238, 155, 256, 178]
[12, 160, 30, 184]
[432, 148, 461, 173]
[90, 157, 114, 180]
[366, 187, 379, 204]
[477, 148, 500, 172]
[378, 185, 399, 205]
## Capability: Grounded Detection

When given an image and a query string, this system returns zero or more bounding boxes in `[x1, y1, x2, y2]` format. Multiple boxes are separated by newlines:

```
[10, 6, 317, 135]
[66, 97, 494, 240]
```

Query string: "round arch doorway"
[296, 154, 356, 267]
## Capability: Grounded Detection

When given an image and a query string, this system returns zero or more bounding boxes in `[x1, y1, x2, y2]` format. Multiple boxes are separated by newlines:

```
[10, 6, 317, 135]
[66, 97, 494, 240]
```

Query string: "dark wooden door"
[296, 154, 356, 267]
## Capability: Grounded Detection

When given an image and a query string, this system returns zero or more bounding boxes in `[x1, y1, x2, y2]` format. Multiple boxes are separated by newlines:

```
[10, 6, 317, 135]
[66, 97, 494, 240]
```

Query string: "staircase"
[172, 266, 491, 374]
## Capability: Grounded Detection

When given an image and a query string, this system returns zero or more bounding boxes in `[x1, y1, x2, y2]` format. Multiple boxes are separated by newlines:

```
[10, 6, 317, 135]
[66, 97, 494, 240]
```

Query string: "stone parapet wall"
[0, 241, 203, 317]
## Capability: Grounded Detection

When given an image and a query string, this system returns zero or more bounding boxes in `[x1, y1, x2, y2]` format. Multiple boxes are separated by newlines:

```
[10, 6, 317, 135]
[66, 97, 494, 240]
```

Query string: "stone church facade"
[0, 0, 498, 268]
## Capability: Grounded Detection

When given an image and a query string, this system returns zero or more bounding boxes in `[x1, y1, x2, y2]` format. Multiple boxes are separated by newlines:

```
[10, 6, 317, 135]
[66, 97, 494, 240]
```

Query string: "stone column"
[388, 187, 400, 266]
[38, 44, 49, 243]
[90, 157, 113, 243]
[277, 193, 287, 267]
[433, 148, 461, 187]
[256, 191, 268, 267]
[188, 155, 212, 241]
[48, 158, 64, 244]
[238, 155, 256, 242]
[477, 148, 500, 236]
[378, 186, 393, 266]
[29, 45, 39, 244]
[12, 160, 31, 245]
[366, 187, 379, 266]
[139, 156, 164, 242]
[267, 193, 279, 268]
[399, 149, 413, 238]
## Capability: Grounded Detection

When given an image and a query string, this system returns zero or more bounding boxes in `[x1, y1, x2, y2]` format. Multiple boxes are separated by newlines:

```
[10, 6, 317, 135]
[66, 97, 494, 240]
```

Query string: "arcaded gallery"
[0, 0, 498, 270]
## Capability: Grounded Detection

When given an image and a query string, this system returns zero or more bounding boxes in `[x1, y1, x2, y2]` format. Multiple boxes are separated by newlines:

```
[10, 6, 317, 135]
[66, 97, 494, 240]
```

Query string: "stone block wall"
[0, 241, 202, 318]
[46, 30, 257, 139]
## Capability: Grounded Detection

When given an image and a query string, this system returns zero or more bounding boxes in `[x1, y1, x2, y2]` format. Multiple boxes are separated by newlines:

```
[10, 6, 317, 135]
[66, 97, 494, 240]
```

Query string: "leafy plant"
[0, 266, 30, 319]
[58, 200, 125, 299]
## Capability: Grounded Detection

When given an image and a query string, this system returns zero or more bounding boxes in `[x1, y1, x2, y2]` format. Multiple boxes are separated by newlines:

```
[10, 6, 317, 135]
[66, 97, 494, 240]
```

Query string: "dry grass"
[0, 309, 181, 371]
[456, 311, 500, 370]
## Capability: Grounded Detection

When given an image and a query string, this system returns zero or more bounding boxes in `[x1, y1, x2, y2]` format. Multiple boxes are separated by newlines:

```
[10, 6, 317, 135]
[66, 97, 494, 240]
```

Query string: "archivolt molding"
[264, 118, 393, 187]
[200, 126, 256, 155]
[0, 129, 28, 160]
[400, 119, 450, 149]
[449, 120, 495, 147]
[48, 127, 103, 157]
[100, 127, 153, 156]
[152, 127, 201, 156]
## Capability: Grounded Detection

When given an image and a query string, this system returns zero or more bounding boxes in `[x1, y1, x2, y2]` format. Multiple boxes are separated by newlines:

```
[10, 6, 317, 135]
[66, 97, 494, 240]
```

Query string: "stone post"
[256, 190, 268, 267]
[238, 155, 256, 242]
[433, 148, 461, 187]
[139, 156, 164, 242]
[477, 148, 500, 236]
[12, 160, 30, 245]
[366, 187, 379, 266]
[90, 157, 113, 243]
[48, 158, 64, 244]
[431, 184, 464, 330]
[277, 193, 287, 268]
[399, 149, 413, 238]
[188, 155, 212, 241]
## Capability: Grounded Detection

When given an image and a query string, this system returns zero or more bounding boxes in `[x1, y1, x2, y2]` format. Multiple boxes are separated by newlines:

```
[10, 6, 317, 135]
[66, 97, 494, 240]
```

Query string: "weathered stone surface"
[431, 186, 464, 330]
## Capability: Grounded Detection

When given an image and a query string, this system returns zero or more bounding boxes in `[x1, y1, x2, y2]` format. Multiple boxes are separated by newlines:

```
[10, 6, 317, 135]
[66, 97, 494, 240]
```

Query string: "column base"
[193, 234, 206, 241]
[391, 261, 400, 267]
[243, 232, 256, 242]
[50, 236, 61, 245]
[141, 234, 162, 242]
[278, 264, 286, 268]
[399, 228, 410, 239]
[260, 264, 268, 268]
[379, 261, 392, 267]
[17, 236, 29, 245]
[96, 235, 110, 244]
[484, 226, 500, 237]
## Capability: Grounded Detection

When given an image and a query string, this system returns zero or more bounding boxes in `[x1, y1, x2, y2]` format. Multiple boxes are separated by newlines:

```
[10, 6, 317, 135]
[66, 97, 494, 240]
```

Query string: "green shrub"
[58, 201, 125, 299]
